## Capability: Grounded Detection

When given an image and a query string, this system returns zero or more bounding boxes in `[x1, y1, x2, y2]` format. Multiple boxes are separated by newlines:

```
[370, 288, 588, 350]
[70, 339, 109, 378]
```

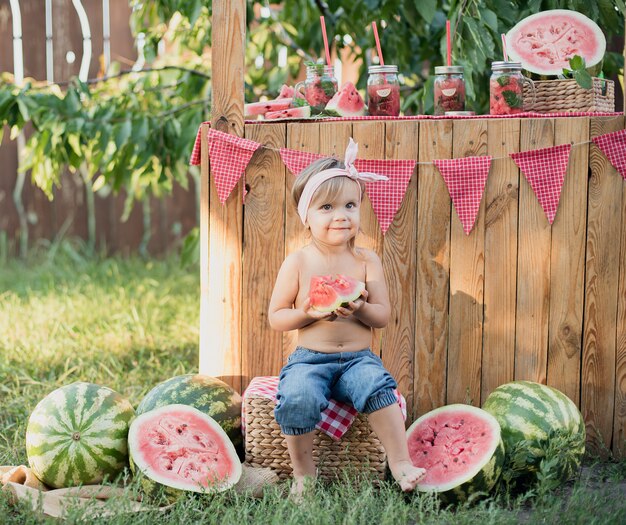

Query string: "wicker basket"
[524, 77, 614, 113]
[243, 396, 387, 480]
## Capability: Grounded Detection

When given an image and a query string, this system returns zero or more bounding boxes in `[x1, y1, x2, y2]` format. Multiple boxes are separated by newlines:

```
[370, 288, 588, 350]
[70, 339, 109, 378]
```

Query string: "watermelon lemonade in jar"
[295, 63, 338, 112]
[434, 66, 465, 115]
[367, 65, 400, 116]
[489, 61, 533, 115]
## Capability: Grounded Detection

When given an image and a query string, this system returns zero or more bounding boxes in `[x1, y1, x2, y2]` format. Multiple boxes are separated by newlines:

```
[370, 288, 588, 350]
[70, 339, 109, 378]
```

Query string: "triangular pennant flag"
[279, 148, 325, 176]
[208, 129, 261, 203]
[433, 156, 492, 235]
[355, 159, 417, 235]
[592, 129, 626, 180]
[510, 143, 572, 224]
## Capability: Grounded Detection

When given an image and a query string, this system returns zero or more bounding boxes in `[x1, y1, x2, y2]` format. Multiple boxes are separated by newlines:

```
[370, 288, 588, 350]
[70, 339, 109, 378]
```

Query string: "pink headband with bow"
[297, 138, 388, 224]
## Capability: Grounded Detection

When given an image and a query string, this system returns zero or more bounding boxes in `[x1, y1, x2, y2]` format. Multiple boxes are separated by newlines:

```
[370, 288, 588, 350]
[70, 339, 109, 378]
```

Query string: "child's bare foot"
[389, 460, 426, 492]
[289, 475, 315, 502]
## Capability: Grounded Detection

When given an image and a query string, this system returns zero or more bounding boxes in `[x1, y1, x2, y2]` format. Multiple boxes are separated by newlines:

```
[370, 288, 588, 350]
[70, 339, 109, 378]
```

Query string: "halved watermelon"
[325, 82, 366, 117]
[505, 10, 606, 76]
[129, 404, 242, 501]
[407, 404, 504, 503]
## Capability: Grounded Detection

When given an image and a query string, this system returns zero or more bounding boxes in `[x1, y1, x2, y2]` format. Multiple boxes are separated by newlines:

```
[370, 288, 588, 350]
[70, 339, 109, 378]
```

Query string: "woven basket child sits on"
[268, 138, 426, 497]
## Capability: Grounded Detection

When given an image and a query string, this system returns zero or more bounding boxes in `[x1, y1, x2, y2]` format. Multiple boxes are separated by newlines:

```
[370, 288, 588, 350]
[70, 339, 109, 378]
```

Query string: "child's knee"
[275, 386, 328, 434]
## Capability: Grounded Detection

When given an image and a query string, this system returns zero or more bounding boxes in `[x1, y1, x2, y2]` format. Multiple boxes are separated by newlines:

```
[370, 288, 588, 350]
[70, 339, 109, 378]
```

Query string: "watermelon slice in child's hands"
[309, 274, 365, 312]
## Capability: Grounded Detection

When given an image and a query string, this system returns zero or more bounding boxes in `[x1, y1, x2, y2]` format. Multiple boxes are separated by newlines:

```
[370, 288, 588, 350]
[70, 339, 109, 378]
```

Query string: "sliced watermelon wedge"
[244, 98, 293, 117]
[325, 82, 366, 117]
[129, 404, 242, 500]
[309, 274, 365, 312]
[265, 106, 311, 120]
[407, 404, 504, 503]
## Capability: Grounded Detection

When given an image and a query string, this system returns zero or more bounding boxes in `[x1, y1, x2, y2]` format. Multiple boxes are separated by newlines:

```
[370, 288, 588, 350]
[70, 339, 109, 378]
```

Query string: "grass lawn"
[1, 242, 625, 524]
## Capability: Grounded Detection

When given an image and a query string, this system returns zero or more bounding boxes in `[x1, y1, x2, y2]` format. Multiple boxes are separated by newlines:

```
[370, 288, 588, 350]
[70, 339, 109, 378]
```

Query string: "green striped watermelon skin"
[482, 381, 585, 484]
[136, 374, 242, 450]
[26, 382, 135, 488]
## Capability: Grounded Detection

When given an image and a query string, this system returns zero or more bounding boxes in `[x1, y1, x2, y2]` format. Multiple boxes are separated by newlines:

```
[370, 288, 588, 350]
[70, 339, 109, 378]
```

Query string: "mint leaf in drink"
[321, 79, 336, 97]
[502, 90, 522, 108]
[292, 97, 308, 107]
[497, 75, 510, 87]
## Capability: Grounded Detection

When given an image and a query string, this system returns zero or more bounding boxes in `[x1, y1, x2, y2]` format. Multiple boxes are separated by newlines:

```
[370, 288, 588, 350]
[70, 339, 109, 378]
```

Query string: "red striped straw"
[446, 20, 451, 67]
[320, 16, 332, 66]
[501, 33, 508, 61]
[372, 21, 385, 66]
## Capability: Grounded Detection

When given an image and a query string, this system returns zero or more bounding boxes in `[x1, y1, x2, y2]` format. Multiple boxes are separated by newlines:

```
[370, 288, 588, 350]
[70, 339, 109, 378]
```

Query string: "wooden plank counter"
[199, 115, 626, 457]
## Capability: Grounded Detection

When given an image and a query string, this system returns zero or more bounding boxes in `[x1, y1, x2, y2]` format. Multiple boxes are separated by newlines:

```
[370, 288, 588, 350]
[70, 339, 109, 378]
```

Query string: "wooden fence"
[0, 0, 197, 256]
[201, 0, 626, 458]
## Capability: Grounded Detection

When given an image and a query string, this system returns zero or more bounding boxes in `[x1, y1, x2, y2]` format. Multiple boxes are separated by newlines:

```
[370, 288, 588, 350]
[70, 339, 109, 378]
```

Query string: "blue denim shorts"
[274, 346, 398, 436]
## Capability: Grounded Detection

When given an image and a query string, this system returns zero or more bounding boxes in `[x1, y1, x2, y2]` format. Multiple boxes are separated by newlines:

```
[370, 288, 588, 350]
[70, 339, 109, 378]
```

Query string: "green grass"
[1, 242, 625, 524]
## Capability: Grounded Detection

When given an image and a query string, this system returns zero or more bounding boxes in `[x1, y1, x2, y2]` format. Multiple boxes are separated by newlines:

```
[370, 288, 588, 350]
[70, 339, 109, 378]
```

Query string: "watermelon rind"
[406, 404, 504, 503]
[505, 10, 606, 77]
[26, 382, 135, 488]
[128, 404, 242, 500]
[136, 374, 243, 452]
[482, 381, 585, 488]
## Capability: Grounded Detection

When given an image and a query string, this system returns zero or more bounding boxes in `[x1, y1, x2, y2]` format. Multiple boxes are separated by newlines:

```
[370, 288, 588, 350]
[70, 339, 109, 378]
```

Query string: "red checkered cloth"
[280, 148, 325, 176]
[433, 156, 493, 235]
[207, 129, 261, 203]
[242, 375, 407, 441]
[592, 128, 626, 181]
[188, 113, 621, 166]
[355, 159, 417, 234]
[510, 144, 572, 224]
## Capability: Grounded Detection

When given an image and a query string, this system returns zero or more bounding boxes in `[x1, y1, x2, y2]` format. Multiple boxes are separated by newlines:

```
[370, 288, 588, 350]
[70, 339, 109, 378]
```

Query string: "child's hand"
[334, 289, 368, 318]
[301, 298, 338, 322]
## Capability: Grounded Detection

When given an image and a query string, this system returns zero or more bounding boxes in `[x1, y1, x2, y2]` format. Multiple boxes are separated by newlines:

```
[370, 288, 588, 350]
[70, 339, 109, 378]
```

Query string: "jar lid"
[434, 65, 464, 74]
[368, 65, 398, 74]
[491, 61, 522, 70]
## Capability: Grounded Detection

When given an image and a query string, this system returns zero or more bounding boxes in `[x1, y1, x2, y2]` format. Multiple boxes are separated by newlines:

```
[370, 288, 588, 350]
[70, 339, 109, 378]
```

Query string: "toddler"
[268, 138, 426, 496]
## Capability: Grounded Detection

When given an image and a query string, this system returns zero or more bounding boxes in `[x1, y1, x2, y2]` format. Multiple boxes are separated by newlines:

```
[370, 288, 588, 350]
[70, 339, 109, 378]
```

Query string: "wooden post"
[199, 0, 246, 390]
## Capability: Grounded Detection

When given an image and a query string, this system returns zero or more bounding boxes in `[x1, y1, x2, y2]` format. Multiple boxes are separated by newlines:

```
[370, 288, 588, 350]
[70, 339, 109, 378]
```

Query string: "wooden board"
[547, 118, 589, 404]
[583, 116, 624, 455]
[241, 124, 287, 387]
[447, 119, 487, 406]
[381, 121, 419, 419]
[414, 120, 452, 416]
[200, 0, 246, 390]
[615, 133, 626, 457]
[515, 119, 554, 384]
[283, 123, 320, 361]
[481, 119, 520, 403]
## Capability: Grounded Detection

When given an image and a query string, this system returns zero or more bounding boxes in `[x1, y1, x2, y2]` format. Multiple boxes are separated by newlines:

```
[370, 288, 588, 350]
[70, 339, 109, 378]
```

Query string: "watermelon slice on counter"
[265, 106, 311, 120]
[325, 82, 366, 117]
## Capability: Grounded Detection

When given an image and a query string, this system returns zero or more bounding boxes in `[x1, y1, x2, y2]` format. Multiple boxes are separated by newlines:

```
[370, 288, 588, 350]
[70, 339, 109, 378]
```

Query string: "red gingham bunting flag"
[510, 143, 572, 224]
[433, 156, 492, 235]
[355, 159, 417, 235]
[279, 148, 325, 176]
[242, 376, 406, 441]
[592, 129, 626, 181]
[208, 129, 261, 203]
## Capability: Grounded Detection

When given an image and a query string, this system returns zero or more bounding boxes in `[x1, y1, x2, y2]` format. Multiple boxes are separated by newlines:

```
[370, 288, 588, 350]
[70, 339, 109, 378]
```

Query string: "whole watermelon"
[136, 374, 242, 452]
[482, 381, 585, 490]
[26, 382, 135, 488]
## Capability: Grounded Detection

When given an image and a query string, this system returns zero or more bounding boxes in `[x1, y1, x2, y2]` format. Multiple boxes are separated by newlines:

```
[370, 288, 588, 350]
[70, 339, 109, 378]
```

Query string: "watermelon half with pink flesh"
[265, 106, 311, 120]
[325, 82, 366, 117]
[407, 404, 504, 503]
[505, 10, 606, 76]
[309, 274, 365, 312]
[129, 404, 241, 501]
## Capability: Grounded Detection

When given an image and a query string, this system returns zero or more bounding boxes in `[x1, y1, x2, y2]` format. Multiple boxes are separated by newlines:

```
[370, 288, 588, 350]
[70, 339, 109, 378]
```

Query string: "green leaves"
[562, 55, 593, 89]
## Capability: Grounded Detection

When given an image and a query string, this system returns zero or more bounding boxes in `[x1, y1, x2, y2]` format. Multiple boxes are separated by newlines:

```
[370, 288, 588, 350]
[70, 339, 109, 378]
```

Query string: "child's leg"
[284, 431, 316, 496]
[367, 403, 426, 491]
